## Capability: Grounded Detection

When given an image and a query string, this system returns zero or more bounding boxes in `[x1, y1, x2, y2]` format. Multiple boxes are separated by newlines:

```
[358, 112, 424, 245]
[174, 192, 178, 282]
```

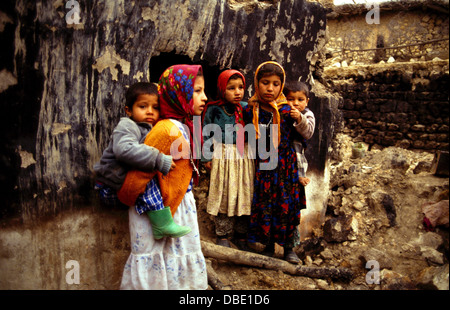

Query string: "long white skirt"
[120, 190, 208, 290]
[206, 143, 255, 217]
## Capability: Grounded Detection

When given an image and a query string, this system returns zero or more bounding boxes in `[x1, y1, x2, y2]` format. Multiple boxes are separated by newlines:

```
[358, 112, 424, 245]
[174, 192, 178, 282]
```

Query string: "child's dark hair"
[283, 81, 310, 98]
[229, 73, 243, 81]
[125, 82, 158, 109]
[256, 63, 284, 84]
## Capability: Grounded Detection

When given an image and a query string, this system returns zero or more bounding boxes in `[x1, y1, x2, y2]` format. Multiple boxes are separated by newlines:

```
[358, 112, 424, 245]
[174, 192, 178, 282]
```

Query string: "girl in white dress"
[118, 64, 208, 289]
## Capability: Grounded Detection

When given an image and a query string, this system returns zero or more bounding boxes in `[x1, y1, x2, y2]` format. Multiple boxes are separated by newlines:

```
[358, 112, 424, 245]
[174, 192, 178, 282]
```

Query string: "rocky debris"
[379, 269, 416, 290]
[359, 247, 394, 271]
[296, 237, 326, 260]
[414, 160, 432, 174]
[323, 214, 358, 243]
[417, 264, 449, 290]
[321, 133, 449, 289]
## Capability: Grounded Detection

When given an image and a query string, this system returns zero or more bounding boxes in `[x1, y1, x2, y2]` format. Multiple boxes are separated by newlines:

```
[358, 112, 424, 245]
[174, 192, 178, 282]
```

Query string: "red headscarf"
[202, 69, 246, 155]
[203, 69, 246, 127]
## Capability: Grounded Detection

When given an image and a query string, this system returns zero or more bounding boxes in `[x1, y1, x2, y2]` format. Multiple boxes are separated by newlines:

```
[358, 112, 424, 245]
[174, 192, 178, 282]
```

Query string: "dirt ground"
[194, 133, 449, 290]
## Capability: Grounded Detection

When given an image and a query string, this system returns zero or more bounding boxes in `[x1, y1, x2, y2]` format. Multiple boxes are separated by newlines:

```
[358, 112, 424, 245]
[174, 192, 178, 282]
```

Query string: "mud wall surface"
[0, 209, 130, 289]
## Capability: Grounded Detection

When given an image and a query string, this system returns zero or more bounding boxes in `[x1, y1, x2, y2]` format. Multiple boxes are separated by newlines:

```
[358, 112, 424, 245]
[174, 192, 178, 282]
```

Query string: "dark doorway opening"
[149, 51, 222, 101]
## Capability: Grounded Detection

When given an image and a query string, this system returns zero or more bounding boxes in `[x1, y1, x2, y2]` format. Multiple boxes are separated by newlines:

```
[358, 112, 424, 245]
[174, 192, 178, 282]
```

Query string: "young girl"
[202, 70, 255, 249]
[93, 82, 190, 240]
[243, 61, 306, 264]
[118, 65, 208, 290]
[283, 81, 315, 186]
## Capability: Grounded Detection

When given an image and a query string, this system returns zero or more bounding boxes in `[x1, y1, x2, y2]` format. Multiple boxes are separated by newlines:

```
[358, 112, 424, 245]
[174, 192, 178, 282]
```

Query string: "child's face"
[125, 94, 159, 125]
[224, 78, 244, 105]
[192, 76, 207, 116]
[257, 74, 282, 103]
[286, 91, 309, 112]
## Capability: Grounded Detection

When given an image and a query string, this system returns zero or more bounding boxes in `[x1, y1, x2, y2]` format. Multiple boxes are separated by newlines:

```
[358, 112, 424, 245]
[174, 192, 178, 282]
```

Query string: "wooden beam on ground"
[201, 241, 354, 281]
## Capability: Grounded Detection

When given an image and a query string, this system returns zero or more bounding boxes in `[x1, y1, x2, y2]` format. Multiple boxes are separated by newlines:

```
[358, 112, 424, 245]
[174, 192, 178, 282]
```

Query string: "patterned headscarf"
[249, 61, 288, 147]
[158, 64, 203, 162]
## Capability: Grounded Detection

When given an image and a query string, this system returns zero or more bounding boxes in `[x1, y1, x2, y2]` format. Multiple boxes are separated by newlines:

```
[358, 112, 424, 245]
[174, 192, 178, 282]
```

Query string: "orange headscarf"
[249, 61, 289, 147]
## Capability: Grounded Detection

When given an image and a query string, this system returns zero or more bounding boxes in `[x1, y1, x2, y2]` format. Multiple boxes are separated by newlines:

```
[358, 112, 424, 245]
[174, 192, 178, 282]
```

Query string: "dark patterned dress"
[243, 104, 306, 248]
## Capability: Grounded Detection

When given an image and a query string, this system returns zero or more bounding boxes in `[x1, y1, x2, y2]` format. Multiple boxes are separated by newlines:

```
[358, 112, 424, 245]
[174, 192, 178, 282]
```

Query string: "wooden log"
[201, 241, 354, 281]
[205, 260, 232, 290]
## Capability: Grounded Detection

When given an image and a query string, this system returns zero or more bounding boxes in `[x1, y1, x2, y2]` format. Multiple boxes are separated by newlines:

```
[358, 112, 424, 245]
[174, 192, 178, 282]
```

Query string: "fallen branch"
[205, 260, 232, 290]
[201, 241, 354, 281]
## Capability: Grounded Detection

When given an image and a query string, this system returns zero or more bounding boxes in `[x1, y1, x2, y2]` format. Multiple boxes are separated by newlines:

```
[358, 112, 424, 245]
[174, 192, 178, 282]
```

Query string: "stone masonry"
[323, 60, 449, 151]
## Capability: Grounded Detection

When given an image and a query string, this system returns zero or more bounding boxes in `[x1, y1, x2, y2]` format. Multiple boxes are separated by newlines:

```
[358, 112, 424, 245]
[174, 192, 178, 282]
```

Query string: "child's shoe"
[216, 237, 231, 248]
[147, 207, 191, 239]
[284, 247, 300, 264]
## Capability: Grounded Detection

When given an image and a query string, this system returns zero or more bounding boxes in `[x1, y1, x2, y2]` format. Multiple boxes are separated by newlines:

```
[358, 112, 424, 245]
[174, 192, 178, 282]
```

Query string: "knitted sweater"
[117, 119, 193, 216]
[202, 102, 248, 144]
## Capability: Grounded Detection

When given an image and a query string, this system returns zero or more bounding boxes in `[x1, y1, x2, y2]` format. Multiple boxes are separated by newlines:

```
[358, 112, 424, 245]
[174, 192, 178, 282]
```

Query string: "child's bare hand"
[299, 177, 310, 186]
[290, 107, 301, 121]
[248, 97, 258, 107]
[170, 160, 176, 171]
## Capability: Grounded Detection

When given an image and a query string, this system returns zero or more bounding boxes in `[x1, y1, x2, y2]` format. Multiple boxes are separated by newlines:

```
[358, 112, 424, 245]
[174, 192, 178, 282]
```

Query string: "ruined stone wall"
[324, 60, 449, 151]
[325, 5, 449, 65]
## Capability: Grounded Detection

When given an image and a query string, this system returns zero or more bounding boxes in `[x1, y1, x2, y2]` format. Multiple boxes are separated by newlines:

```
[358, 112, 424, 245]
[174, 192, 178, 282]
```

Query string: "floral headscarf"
[158, 64, 203, 162]
[249, 61, 288, 147]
